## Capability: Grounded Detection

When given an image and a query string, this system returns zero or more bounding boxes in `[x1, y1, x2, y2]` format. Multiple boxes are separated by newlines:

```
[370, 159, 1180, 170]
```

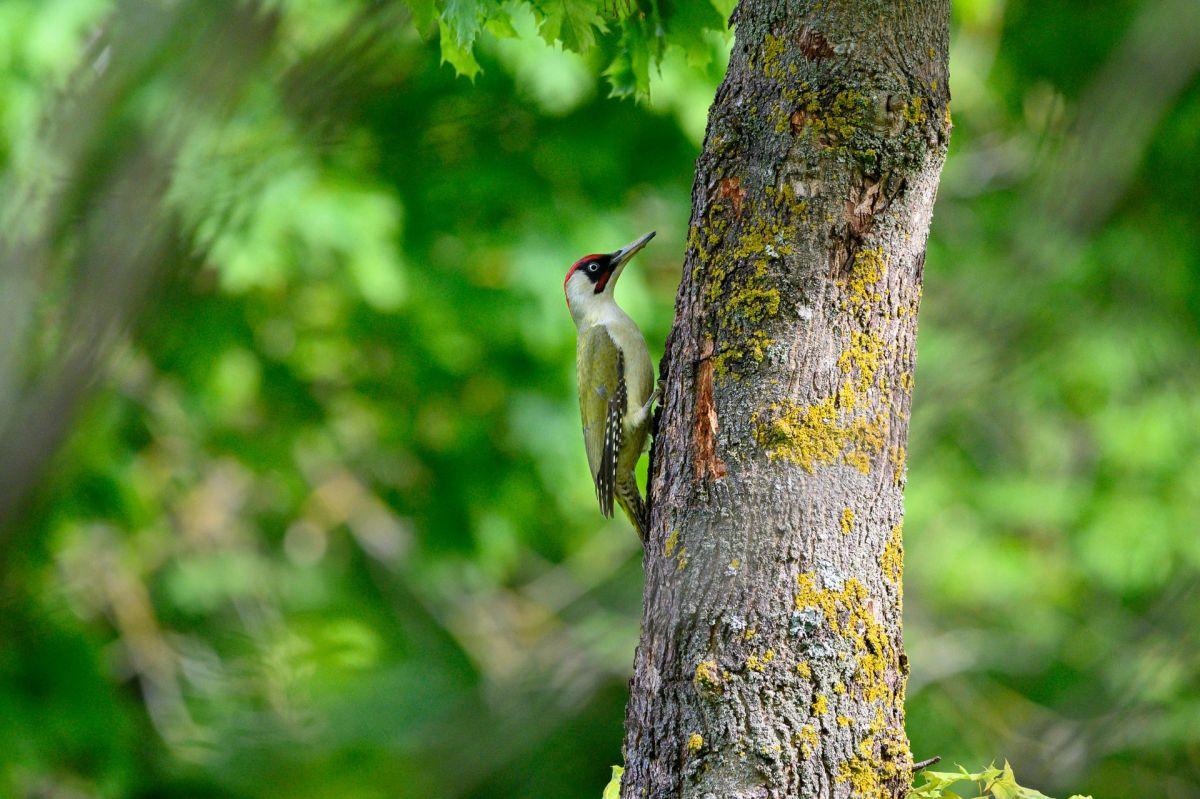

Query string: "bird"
[564, 231, 659, 542]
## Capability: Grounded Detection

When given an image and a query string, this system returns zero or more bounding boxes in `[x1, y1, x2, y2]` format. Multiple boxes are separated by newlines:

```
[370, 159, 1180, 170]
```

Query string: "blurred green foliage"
[0, 0, 1198, 798]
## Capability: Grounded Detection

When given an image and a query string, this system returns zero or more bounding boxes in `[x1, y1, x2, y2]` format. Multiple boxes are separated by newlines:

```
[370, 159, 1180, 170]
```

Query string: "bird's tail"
[615, 479, 648, 543]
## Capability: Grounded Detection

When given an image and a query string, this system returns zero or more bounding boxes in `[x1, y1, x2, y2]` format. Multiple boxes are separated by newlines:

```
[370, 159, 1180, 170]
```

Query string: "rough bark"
[622, 2, 950, 798]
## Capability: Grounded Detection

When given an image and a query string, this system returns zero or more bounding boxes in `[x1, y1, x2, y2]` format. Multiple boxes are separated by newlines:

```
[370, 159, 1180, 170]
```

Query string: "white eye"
[587, 262, 599, 272]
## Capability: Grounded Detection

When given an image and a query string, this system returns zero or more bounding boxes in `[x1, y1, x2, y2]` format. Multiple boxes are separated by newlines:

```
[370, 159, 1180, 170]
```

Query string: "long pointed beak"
[607, 230, 655, 288]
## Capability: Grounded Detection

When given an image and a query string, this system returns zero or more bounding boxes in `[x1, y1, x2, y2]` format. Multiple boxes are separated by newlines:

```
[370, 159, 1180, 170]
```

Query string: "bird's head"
[564, 231, 655, 319]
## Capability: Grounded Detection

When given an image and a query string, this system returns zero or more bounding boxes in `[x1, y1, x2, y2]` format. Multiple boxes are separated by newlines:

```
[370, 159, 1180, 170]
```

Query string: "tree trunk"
[622, 2, 950, 797]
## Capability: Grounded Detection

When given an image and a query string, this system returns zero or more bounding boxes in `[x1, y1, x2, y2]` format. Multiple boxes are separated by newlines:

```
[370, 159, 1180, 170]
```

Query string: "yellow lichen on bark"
[837, 331, 885, 393]
[746, 648, 775, 672]
[889, 445, 906, 485]
[700, 188, 811, 378]
[836, 713, 910, 799]
[664, 530, 689, 570]
[758, 33, 788, 80]
[793, 572, 901, 710]
[837, 756, 886, 799]
[694, 660, 723, 697]
[882, 523, 904, 585]
[845, 246, 887, 307]
[754, 315, 892, 473]
[754, 394, 847, 472]
[796, 723, 819, 756]
[754, 393, 888, 475]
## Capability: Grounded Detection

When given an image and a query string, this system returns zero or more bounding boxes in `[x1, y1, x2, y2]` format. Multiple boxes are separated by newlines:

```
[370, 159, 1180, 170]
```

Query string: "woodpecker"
[565, 231, 658, 541]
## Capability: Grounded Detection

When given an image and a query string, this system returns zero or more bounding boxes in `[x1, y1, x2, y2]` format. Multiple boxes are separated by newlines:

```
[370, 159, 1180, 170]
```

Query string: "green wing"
[578, 326, 626, 518]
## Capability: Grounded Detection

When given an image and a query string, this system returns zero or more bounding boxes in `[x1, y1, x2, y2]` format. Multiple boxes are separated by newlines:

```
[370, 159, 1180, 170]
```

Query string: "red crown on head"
[564, 254, 605, 306]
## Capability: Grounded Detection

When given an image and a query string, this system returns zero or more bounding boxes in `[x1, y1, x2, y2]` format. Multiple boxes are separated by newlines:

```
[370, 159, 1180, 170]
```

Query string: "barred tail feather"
[615, 479, 648, 543]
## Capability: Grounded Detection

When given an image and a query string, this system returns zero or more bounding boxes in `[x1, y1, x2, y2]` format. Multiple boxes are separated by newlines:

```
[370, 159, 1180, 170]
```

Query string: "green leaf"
[604, 21, 651, 99]
[966, 763, 1003, 784]
[441, 0, 484, 46]
[538, 0, 605, 52]
[602, 765, 623, 799]
[923, 770, 971, 788]
[907, 762, 1080, 799]
[403, 0, 438, 32]
[485, 6, 518, 37]
[991, 761, 1055, 799]
[438, 18, 482, 78]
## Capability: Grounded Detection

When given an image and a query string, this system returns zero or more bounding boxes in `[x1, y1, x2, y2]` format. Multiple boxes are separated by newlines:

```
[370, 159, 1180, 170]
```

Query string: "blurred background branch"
[0, 1, 277, 540]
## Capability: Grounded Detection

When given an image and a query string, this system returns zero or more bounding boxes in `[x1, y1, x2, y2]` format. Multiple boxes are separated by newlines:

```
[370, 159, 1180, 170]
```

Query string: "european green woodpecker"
[565, 231, 658, 541]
